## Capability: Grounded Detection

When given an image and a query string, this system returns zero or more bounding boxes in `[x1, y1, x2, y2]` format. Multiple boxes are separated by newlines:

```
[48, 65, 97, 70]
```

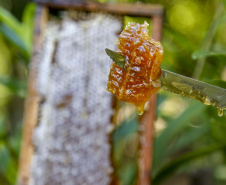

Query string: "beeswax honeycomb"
[107, 22, 163, 114]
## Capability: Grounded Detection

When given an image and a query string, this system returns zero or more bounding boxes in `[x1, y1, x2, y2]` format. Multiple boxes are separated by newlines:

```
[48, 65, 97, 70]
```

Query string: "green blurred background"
[0, 0, 226, 184]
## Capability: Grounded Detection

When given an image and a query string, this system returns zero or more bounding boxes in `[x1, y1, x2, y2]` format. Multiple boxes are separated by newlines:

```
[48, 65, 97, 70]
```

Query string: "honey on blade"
[107, 22, 163, 115]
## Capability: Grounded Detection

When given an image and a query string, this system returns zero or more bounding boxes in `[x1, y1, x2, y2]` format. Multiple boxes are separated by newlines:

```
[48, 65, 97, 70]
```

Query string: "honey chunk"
[107, 22, 163, 114]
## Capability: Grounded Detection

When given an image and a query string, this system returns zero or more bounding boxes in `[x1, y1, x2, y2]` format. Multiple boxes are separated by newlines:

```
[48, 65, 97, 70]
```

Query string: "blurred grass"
[0, 3, 35, 61]
[0, 1, 34, 184]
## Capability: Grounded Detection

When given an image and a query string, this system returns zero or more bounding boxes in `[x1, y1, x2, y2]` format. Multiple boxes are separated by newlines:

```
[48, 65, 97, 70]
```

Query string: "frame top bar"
[35, 0, 164, 17]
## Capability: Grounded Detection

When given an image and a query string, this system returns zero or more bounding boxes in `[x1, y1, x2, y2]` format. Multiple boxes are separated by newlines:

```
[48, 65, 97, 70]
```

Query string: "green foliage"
[0, 2, 35, 184]
[0, 3, 35, 61]
[0, 76, 27, 98]
[153, 143, 226, 185]
[153, 101, 207, 168]
[0, 118, 21, 184]
[192, 50, 226, 60]
[0, 23, 28, 57]
[0, 3, 35, 89]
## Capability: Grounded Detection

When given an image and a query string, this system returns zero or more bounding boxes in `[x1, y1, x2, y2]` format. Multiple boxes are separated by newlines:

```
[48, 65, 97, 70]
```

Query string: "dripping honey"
[107, 22, 163, 114]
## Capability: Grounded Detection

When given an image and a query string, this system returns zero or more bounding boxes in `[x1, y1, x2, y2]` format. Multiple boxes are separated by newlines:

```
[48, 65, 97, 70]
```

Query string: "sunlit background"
[0, 0, 226, 184]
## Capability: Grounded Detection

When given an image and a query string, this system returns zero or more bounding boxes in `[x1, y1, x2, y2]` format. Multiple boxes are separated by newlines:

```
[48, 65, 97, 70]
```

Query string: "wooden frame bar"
[17, 1, 164, 185]
[138, 15, 163, 185]
[17, 5, 48, 185]
[36, 0, 163, 17]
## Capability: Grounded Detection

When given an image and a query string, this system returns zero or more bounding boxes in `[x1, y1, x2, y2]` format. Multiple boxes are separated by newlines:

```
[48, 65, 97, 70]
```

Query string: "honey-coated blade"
[105, 48, 126, 69]
[105, 48, 226, 116]
[161, 70, 226, 116]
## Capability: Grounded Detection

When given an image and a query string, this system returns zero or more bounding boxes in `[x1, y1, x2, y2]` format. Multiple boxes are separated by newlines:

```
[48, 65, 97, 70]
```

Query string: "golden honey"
[107, 22, 163, 114]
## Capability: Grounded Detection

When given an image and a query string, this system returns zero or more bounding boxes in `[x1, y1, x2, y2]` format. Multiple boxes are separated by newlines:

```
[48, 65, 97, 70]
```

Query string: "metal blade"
[161, 70, 226, 111]
[105, 48, 226, 114]
[105, 48, 126, 69]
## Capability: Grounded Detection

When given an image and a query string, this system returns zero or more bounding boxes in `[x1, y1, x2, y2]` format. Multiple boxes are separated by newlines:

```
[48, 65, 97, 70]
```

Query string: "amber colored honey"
[107, 22, 163, 114]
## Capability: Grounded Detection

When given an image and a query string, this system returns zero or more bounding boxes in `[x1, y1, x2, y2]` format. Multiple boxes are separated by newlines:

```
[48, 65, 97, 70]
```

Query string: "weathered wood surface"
[35, 0, 163, 17]
[137, 15, 163, 185]
[17, 5, 48, 185]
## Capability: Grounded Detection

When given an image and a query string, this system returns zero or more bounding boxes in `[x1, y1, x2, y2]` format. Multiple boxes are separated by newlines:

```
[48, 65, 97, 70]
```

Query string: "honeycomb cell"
[107, 22, 163, 114]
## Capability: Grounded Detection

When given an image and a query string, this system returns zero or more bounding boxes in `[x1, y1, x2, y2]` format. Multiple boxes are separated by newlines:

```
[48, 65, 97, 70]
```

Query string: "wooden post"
[17, 5, 48, 185]
[137, 14, 163, 185]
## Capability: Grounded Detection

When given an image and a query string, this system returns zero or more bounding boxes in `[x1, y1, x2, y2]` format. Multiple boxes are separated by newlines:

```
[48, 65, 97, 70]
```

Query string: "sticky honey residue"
[217, 108, 224, 117]
[201, 96, 225, 117]
[107, 22, 163, 114]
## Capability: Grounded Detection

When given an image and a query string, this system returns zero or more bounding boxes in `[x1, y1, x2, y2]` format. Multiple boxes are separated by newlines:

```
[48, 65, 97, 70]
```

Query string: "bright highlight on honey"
[107, 22, 163, 115]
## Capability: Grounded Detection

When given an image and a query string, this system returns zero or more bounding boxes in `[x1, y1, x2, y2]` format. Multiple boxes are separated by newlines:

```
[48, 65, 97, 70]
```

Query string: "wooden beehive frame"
[17, 1, 163, 185]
